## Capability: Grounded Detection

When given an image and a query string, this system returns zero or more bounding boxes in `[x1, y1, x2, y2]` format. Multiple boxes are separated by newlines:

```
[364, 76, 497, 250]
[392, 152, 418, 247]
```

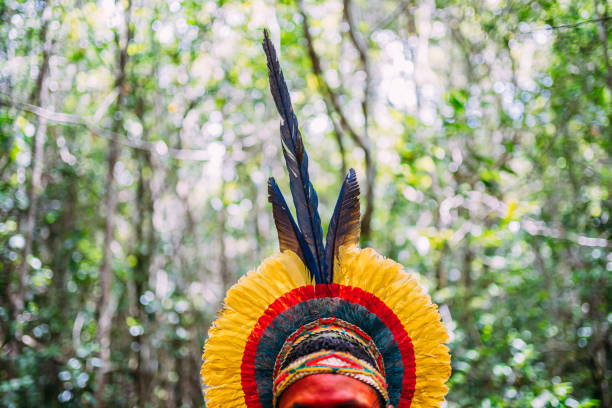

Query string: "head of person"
[273, 319, 391, 408]
[278, 374, 385, 408]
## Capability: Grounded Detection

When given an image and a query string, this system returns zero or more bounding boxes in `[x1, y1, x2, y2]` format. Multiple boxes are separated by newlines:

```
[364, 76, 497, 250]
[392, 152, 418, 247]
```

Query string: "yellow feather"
[201, 251, 311, 408]
[335, 246, 451, 408]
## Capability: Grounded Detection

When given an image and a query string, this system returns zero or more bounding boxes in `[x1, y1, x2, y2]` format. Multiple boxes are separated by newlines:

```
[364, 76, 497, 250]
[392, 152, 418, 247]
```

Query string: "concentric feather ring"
[201, 246, 451, 408]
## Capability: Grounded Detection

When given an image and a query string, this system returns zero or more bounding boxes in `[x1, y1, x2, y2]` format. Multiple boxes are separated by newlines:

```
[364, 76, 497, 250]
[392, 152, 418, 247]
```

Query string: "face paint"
[277, 373, 384, 408]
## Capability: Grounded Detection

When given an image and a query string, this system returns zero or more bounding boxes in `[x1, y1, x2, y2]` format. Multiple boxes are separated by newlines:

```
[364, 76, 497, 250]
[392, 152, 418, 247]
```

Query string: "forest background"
[1, 0, 611, 406]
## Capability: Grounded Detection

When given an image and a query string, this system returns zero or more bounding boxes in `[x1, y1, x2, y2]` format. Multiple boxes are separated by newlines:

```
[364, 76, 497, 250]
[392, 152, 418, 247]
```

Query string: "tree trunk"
[218, 205, 230, 294]
[17, 1, 53, 315]
[132, 143, 154, 406]
[594, 0, 612, 94]
[95, 1, 132, 405]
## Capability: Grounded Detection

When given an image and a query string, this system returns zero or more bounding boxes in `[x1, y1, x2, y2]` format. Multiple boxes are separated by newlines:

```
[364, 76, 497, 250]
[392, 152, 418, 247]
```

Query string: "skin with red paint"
[278, 373, 391, 408]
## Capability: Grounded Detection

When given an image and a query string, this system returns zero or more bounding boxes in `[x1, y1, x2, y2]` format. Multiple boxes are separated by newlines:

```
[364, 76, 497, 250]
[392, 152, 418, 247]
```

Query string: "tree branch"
[343, 0, 375, 241]
[522, 15, 612, 35]
[298, 0, 376, 242]
[330, 112, 347, 178]
[372, 0, 414, 32]
[0, 93, 210, 161]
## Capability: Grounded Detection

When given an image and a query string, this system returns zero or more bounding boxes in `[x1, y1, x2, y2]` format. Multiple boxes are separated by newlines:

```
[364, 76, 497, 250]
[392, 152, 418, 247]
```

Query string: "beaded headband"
[274, 317, 385, 379]
[273, 350, 390, 407]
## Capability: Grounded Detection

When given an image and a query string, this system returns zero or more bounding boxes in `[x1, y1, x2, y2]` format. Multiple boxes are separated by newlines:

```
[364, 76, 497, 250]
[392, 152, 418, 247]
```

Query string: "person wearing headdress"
[201, 30, 451, 408]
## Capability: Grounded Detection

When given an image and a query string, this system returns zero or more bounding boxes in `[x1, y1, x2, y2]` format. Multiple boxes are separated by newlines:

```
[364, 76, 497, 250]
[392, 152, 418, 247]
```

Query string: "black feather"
[262, 29, 326, 280]
[268, 178, 303, 258]
[324, 168, 361, 283]
[268, 178, 321, 283]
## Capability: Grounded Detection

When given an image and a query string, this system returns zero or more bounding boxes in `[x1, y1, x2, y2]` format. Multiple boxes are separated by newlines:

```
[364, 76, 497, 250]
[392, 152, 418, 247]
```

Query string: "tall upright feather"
[324, 168, 361, 283]
[262, 29, 326, 279]
[268, 178, 321, 283]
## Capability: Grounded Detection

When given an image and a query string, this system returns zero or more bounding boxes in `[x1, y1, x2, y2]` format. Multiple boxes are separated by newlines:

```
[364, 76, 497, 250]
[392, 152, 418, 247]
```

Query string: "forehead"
[278, 374, 382, 408]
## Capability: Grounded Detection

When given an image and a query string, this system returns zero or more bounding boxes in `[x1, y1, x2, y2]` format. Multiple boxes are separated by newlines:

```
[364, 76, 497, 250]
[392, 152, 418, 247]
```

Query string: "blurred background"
[1, 0, 611, 406]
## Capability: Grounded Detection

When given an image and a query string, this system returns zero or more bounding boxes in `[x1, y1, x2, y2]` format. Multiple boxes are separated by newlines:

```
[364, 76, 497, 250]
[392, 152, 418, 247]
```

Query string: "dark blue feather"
[324, 168, 361, 283]
[268, 178, 321, 283]
[263, 29, 326, 279]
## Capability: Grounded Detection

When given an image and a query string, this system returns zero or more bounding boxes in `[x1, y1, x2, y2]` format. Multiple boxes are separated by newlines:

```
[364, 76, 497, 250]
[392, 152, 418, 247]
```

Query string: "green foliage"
[0, 0, 610, 407]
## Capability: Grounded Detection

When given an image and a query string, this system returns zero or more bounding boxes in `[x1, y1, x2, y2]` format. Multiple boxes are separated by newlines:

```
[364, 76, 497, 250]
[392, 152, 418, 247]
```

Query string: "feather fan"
[262, 29, 326, 280]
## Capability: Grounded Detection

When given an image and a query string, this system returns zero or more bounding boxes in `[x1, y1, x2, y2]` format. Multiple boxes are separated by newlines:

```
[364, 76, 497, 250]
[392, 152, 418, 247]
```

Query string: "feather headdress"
[201, 30, 451, 408]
